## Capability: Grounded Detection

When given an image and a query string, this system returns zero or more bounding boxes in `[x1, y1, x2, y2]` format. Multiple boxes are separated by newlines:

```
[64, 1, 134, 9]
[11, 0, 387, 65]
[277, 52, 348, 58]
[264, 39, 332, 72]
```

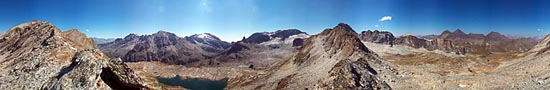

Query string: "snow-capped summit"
[188, 33, 221, 40]
[185, 33, 231, 49]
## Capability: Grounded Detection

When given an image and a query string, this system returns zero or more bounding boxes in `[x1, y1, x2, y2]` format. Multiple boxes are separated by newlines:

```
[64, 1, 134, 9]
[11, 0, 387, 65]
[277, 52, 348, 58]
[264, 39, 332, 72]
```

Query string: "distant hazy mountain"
[0, 20, 158, 89]
[418, 34, 438, 40]
[228, 23, 392, 90]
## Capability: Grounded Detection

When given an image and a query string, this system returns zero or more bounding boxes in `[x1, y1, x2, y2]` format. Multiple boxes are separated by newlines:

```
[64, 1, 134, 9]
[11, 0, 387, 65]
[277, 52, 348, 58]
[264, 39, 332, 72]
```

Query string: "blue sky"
[0, 0, 549, 41]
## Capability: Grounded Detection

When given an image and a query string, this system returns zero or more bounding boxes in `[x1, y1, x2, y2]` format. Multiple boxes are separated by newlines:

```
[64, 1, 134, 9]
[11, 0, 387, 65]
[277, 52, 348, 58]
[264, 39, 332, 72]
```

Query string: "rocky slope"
[98, 31, 230, 65]
[528, 34, 550, 55]
[227, 23, 393, 90]
[0, 20, 160, 89]
[211, 29, 309, 69]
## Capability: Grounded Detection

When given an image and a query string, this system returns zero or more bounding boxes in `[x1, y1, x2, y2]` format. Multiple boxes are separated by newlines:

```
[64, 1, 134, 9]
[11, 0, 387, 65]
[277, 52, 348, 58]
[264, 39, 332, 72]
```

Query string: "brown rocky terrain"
[227, 23, 393, 90]
[0, 20, 161, 89]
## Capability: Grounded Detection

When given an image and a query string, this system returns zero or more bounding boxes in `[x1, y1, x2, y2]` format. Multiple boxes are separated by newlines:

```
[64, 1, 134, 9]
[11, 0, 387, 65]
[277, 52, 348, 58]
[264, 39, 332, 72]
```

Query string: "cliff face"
[0, 20, 159, 90]
[227, 23, 391, 90]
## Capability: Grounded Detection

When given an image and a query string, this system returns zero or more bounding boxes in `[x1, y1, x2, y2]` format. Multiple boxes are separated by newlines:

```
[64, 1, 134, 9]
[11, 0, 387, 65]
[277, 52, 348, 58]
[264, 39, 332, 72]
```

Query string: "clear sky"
[0, 0, 549, 41]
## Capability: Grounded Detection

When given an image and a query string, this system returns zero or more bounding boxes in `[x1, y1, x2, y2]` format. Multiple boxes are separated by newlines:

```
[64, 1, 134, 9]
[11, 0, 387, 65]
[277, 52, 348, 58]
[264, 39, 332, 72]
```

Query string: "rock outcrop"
[359, 30, 396, 45]
[0, 20, 159, 90]
[227, 23, 391, 90]
[98, 31, 230, 65]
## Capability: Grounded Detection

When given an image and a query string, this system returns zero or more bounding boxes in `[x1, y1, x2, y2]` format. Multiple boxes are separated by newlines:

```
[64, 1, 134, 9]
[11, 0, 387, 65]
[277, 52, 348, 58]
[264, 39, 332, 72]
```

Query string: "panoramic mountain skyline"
[1, 0, 549, 41]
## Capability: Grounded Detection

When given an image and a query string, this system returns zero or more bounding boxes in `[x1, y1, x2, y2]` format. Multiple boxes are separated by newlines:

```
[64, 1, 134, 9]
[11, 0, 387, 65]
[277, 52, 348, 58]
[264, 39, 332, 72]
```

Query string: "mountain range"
[359, 29, 538, 55]
[2, 20, 550, 89]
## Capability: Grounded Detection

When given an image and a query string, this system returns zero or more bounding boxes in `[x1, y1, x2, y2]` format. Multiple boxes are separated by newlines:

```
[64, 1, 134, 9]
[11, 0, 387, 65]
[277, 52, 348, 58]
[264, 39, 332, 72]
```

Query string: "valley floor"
[364, 42, 550, 89]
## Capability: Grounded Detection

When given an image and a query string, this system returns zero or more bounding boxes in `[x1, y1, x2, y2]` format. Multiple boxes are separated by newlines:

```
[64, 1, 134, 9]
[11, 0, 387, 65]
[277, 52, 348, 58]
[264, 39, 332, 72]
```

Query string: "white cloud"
[374, 25, 379, 27]
[379, 16, 392, 21]
[537, 28, 544, 32]
[85, 29, 89, 32]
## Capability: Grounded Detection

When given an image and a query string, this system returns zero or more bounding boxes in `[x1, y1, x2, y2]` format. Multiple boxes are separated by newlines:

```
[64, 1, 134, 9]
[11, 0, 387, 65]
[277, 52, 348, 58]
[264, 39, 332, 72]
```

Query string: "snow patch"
[197, 33, 209, 38]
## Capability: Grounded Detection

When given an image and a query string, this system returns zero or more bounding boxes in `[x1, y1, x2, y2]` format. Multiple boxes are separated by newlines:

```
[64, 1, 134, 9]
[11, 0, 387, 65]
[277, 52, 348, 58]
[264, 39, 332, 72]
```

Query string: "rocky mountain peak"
[363, 30, 373, 33]
[296, 23, 375, 64]
[330, 23, 357, 34]
[185, 33, 231, 49]
[442, 30, 452, 34]
[99, 30, 230, 65]
[453, 29, 466, 35]
[62, 29, 97, 49]
[188, 33, 221, 40]
[486, 31, 508, 41]
[152, 30, 178, 37]
[359, 30, 396, 45]
[228, 23, 390, 89]
[0, 20, 158, 89]
[123, 33, 139, 40]
[0, 20, 96, 53]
